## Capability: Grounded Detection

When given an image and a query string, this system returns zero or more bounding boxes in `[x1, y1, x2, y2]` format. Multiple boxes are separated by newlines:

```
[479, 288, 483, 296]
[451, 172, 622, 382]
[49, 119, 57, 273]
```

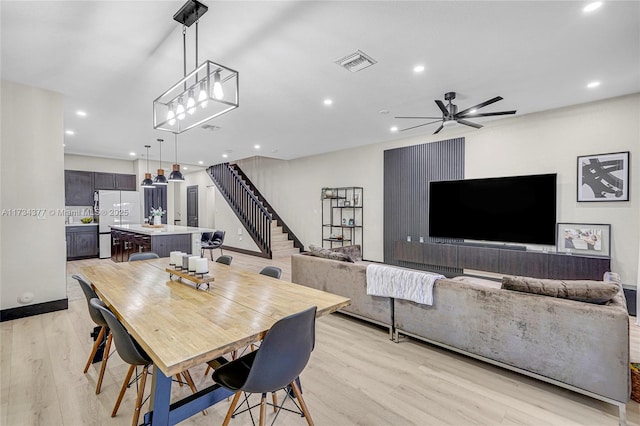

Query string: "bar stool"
[111, 231, 122, 262]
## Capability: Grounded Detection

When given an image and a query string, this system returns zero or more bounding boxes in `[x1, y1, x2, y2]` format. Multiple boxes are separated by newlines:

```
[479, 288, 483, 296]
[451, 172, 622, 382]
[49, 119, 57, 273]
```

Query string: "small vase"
[154, 215, 162, 226]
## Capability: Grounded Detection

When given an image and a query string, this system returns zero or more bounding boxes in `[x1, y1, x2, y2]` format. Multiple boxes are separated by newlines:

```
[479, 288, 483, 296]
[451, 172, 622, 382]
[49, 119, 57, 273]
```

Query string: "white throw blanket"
[366, 264, 444, 305]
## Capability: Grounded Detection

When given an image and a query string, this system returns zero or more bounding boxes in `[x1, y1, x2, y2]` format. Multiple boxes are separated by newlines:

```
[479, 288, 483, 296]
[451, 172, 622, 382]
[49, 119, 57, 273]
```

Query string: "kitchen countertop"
[66, 222, 98, 227]
[109, 224, 215, 236]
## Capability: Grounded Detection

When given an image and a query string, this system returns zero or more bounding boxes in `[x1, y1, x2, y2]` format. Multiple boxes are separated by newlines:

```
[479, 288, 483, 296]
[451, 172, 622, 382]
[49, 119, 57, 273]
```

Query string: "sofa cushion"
[501, 276, 619, 304]
[331, 244, 363, 262]
[308, 244, 354, 262]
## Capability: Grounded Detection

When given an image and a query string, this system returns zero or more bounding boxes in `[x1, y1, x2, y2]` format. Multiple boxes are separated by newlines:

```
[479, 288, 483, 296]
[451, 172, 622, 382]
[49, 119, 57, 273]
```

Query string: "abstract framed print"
[577, 151, 629, 201]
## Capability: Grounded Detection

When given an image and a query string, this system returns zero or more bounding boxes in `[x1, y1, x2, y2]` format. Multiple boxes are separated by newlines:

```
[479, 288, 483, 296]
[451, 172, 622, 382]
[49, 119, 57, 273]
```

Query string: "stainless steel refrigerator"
[97, 190, 141, 258]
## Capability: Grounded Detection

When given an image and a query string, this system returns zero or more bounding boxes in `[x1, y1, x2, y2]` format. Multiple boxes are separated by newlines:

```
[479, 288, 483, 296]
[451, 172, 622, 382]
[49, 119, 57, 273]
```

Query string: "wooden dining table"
[81, 258, 350, 426]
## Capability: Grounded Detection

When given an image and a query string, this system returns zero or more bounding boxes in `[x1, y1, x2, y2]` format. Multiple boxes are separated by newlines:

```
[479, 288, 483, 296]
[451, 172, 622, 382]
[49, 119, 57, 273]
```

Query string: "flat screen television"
[429, 173, 557, 245]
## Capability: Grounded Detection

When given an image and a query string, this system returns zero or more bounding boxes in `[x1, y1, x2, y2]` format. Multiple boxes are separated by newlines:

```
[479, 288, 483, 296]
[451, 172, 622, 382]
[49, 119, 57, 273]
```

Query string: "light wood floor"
[1, 251, 638, 425]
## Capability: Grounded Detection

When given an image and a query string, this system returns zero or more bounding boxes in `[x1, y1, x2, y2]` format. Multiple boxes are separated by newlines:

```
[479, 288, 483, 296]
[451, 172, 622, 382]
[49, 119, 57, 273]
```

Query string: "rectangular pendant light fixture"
[153, 0, 239, 134]
[153, 60, 239, 133]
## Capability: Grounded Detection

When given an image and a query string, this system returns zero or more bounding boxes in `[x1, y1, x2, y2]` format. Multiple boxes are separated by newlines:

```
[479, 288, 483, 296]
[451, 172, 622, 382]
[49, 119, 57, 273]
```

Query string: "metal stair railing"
[229, 163, 305, 253]
[207, 163, 271, 257]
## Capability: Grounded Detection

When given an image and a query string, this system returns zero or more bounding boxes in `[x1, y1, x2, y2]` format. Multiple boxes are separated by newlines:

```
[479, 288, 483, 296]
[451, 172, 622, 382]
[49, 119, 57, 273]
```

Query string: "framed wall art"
[556, 223, 611, 257]
[577, 151, 629, 201]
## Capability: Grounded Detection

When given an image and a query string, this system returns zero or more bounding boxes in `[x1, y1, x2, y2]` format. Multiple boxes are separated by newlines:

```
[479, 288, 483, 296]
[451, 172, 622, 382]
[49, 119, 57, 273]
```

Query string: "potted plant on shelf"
[150, 207, 166, 226]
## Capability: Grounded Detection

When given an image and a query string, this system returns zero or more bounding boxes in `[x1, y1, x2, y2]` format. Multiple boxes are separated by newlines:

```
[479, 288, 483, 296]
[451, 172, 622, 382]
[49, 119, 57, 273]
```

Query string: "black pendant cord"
[174, 134, 179, 163]
[157, 139, 164, 169]
[182, 25, 187, 91]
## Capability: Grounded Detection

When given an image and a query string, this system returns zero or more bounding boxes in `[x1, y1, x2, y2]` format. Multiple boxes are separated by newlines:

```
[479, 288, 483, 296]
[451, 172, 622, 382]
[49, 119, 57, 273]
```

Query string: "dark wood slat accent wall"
[383, 138, 464, 269]
[396, 241, 611, 280]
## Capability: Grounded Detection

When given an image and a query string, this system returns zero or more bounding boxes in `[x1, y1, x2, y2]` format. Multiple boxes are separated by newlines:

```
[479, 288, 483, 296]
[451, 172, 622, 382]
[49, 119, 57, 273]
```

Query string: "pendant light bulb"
[167, 104, 176, 126]
[176, 97, 186, 120]
[186, 89, 196, 115]
[213, 71, 224, 100]
[198, 81, 208, 108]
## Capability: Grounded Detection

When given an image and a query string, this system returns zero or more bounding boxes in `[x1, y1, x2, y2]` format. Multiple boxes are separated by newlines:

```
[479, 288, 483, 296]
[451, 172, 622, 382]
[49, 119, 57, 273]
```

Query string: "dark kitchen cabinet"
[115, 173, 137, 191]
[93, 172, 116, 190]
[64, 170, 94, 206]
[66, 226, 99, 260]
[93, 172, 137, 191]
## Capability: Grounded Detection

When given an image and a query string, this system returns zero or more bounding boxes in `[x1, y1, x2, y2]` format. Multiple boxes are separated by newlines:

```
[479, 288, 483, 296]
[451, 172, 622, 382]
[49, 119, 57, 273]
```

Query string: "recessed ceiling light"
[63, 143, 66, 147]
[390, 126, 398, 132]
[254, 144, 261, 150]
[413, 65, 425, 73]
[379, 109, 390, 115]
[323, 99, 333, 106]
[76, 110, 87, 117]
[583, 2, 602, 13]
[65, 130, 75, 135]
[222, 154, 228, 158]
[129, 152, 136, 156]
[587, 81, 601, 88]
[468, 109, 477, 114]
[198, 160, 204, 165]
[183, 166, 189, 170]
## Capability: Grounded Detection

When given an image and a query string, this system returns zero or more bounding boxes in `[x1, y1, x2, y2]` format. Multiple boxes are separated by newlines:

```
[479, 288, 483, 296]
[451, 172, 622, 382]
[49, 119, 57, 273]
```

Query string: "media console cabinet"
[394, 241, 611, 280]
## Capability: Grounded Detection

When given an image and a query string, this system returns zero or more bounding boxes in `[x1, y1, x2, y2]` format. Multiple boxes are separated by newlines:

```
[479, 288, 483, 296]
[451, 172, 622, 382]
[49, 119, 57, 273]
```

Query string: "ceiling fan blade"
[395, 116, 443, 120]
[459, 110, 517, 118]
[400, 120, 442, 132]
[456, 96, 503, 116]
[457, 119, 483, 129]
[435, 100, 449, 115]
[433, 124, 444, 134]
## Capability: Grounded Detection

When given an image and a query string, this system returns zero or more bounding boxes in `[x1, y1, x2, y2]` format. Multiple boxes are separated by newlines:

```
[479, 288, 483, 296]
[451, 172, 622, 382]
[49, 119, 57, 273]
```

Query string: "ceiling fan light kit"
[396, 91, 516, 134]
[153, 0, 239, 134]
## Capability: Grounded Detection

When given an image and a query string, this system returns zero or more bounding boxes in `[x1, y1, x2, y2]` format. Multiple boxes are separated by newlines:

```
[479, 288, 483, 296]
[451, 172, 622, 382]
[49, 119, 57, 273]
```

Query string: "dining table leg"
[146, 368, 172, 426]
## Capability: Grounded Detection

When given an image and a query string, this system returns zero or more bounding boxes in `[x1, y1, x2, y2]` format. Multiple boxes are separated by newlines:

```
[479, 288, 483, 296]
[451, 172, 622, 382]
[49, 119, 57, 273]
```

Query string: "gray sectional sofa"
[291, 246, 631, 425]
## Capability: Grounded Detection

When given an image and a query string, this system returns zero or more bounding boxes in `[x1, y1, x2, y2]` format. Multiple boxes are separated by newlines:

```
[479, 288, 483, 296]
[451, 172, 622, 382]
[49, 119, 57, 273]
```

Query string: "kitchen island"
[110, 224, 215, 261]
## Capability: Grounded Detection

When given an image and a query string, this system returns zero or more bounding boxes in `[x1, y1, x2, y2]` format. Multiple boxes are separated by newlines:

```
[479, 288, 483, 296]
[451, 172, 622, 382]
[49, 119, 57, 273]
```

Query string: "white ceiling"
[2, 1, 639, 166]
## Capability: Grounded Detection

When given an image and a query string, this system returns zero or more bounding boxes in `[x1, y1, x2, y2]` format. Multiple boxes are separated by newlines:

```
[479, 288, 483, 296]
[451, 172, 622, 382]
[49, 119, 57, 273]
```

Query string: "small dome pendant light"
[168, 133, 185, 182]
[141, 145, 155, 189]
[153, 138, 168, 185]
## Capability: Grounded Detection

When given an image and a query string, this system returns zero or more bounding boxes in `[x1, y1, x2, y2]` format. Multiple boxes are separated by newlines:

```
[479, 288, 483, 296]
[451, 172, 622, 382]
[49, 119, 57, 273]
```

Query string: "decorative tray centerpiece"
[166, 252, 214, 290]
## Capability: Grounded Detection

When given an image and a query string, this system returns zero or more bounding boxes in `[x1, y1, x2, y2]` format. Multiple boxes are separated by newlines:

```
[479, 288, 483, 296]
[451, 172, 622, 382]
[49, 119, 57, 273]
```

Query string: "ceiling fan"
[395, 91, 517, 134]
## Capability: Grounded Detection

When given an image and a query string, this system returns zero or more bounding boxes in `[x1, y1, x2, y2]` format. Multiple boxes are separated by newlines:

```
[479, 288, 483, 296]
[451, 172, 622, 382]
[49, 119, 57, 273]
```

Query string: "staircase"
[207, 163, 302, 259]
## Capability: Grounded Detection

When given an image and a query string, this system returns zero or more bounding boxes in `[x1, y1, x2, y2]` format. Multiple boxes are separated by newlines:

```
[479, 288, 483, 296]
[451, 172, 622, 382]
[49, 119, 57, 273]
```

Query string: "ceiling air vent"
[334, 50, 377, 73]
[201, 124, 221, 131]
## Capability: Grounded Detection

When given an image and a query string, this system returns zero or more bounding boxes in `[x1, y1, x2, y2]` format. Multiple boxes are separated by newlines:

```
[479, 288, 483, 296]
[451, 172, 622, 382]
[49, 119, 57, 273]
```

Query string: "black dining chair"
[90, 298, 153, 426]
[201, 230, 225, 260]
[216, 255, 233, 265]
[259, 266, 282, 279]
[72, 274, 112, 395]
[128, 252, 160, 262]
[212, 306, 317, 425]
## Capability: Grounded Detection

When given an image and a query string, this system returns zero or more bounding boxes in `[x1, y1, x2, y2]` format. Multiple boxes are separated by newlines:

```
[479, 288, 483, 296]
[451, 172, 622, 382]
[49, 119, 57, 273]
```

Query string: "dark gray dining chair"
[90, 298, 153, 426]
[212, 306, 317, 425]
[259, 266, 282, 279]
[128, 252, 160, 262]
[216, 255, 233, 265]
[72, 274, 112, 395]
[201, 230, 225, 260]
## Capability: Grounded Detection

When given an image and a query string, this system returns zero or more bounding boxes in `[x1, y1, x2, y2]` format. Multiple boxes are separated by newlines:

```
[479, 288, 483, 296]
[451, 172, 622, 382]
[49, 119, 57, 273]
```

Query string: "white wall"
[1, 80, 66, 310]
[237, 94, 639, 286]
[64, 154, 136, 174]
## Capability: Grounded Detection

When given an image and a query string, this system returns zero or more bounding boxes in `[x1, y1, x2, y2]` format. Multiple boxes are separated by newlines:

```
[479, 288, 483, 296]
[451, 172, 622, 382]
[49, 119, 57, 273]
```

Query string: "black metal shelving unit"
[321, 186, 363, 253]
